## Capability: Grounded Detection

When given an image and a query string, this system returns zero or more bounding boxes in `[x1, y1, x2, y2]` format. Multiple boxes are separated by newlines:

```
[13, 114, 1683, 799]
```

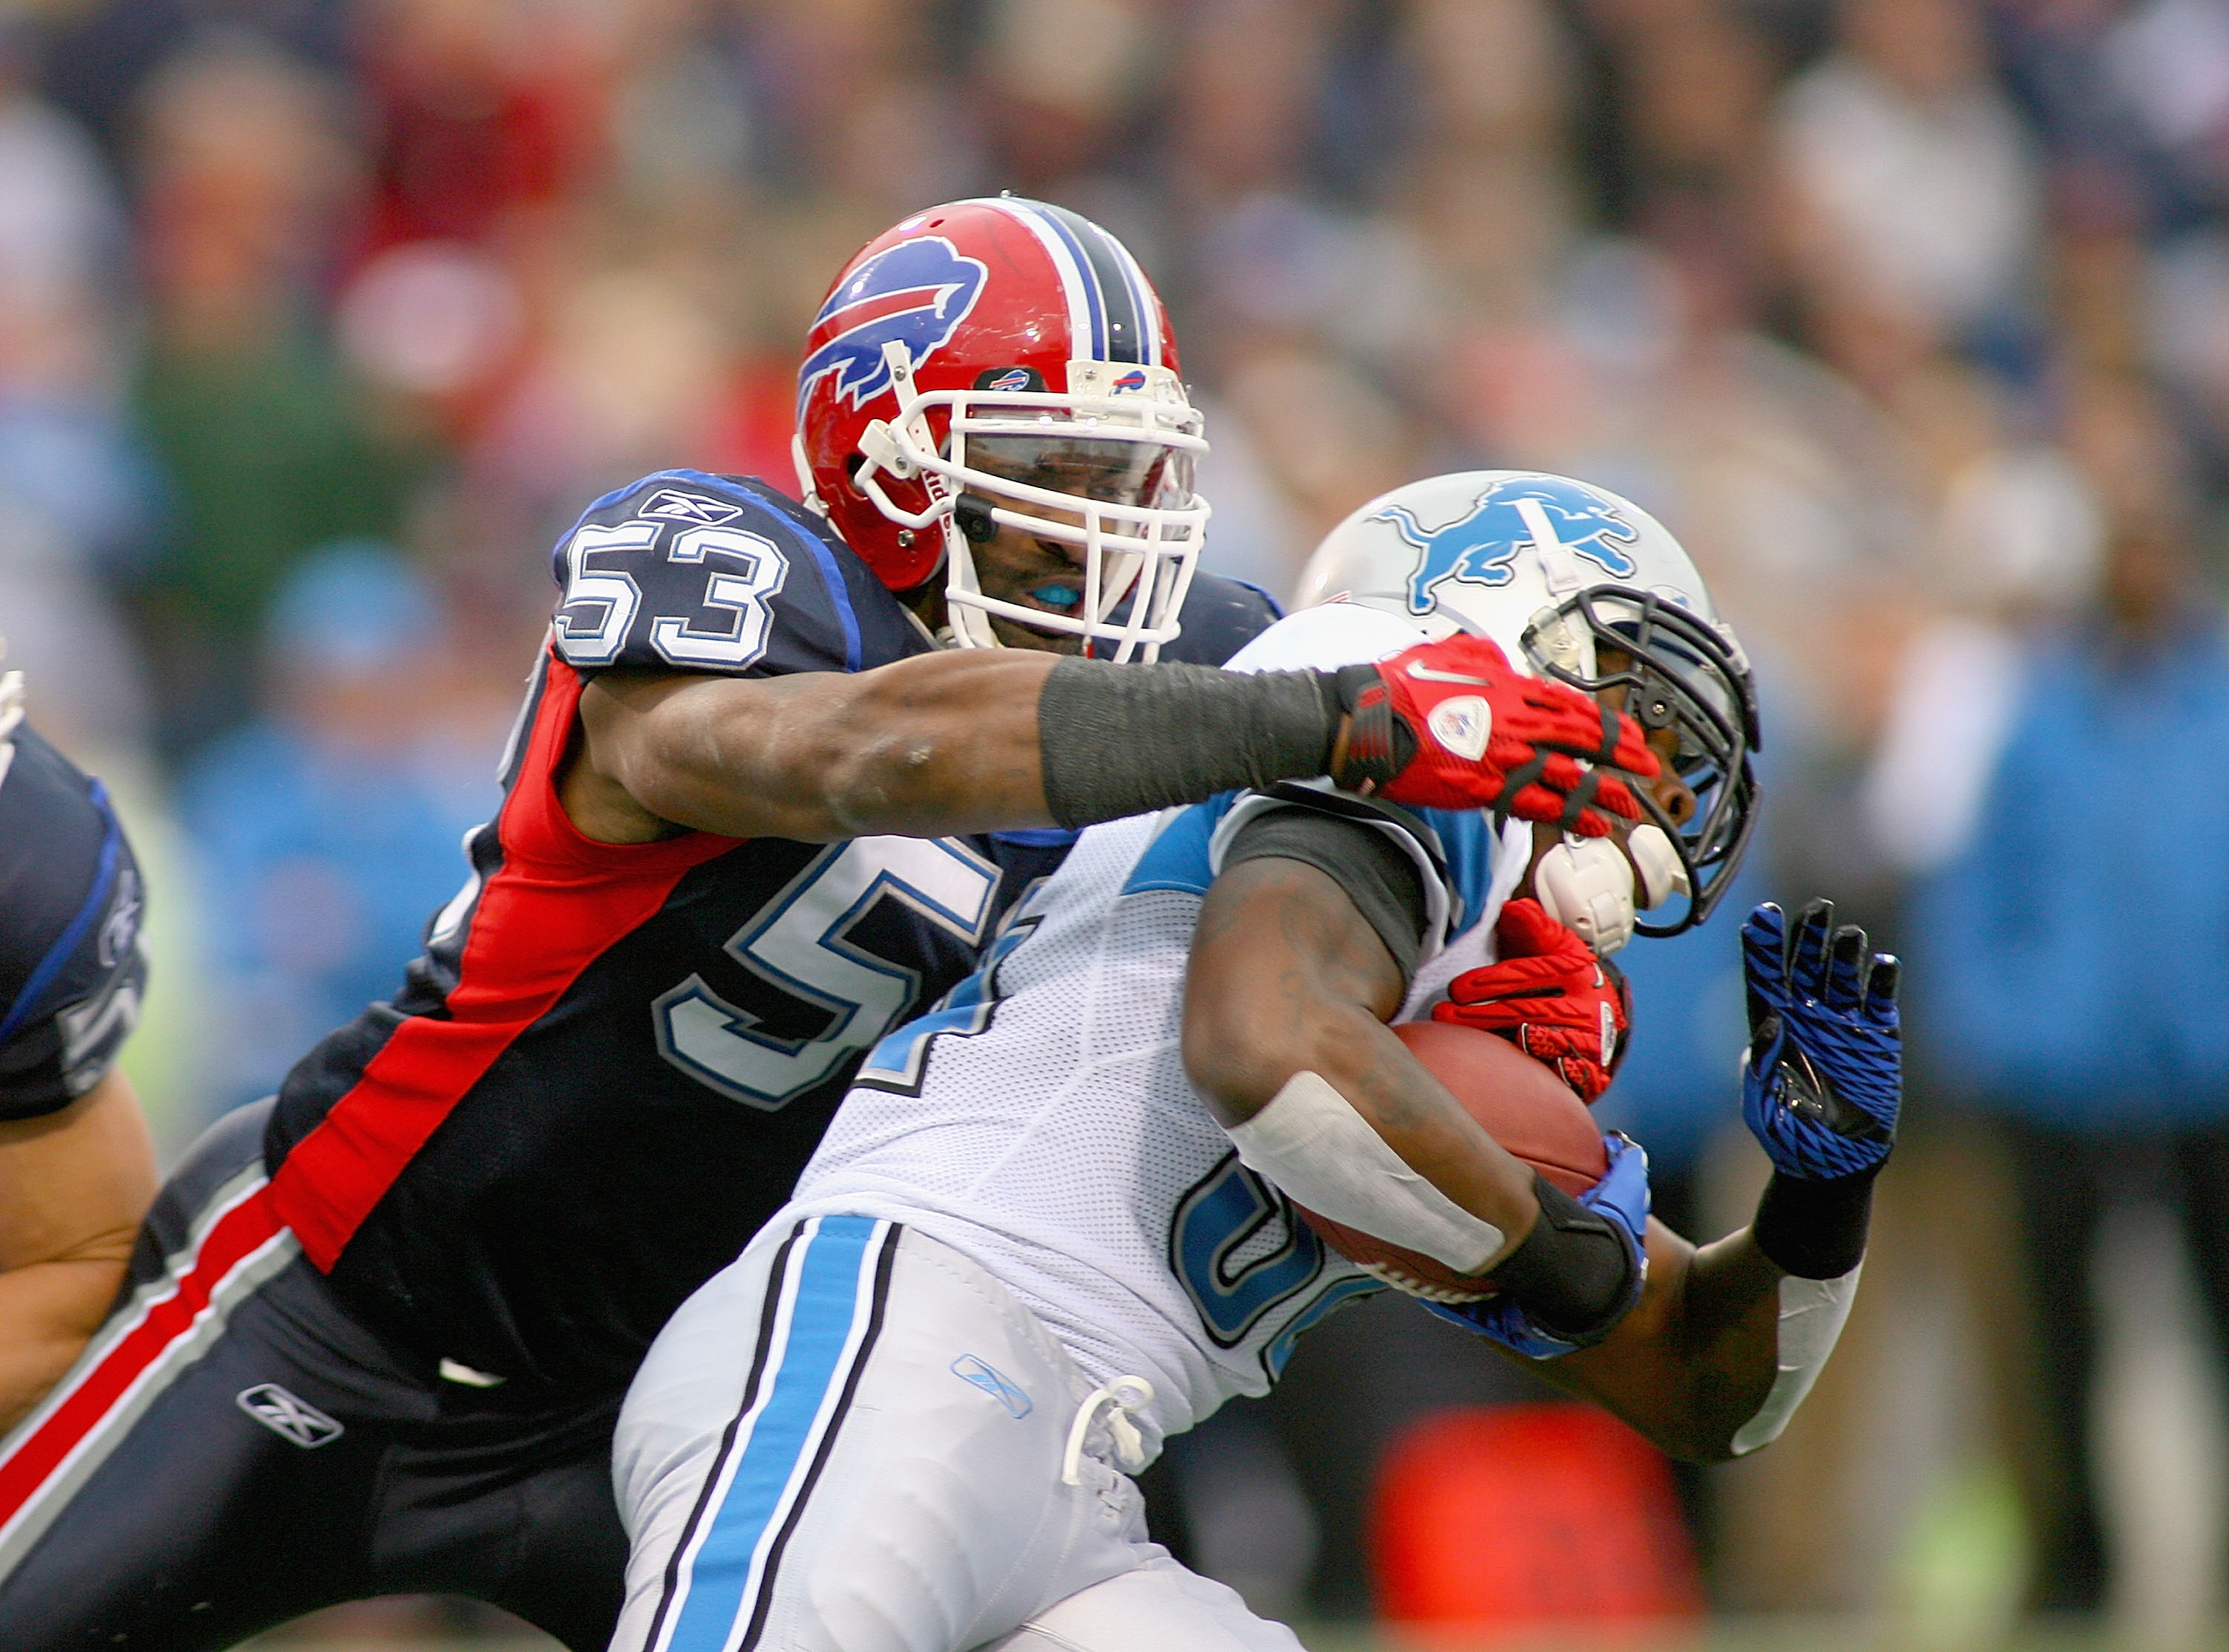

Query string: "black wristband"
[1036, 659, 1343, 829]
[1752, 1168, 1875, 1279]
[1328, 665, 1417, 790]
[1488, 1173, 1638, 1342]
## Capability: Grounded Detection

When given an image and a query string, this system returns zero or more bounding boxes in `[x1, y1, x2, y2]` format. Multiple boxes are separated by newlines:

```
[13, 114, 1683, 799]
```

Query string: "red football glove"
[1331, 635, 1658, 836]
[1433, 897, 1632, 1103]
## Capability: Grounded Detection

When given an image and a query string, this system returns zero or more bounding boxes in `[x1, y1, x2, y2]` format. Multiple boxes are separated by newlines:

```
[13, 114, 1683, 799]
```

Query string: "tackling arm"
[0, 1067, 157, 1431]
[571, 652, 1065, 843]
[565, 631, 1661, 846]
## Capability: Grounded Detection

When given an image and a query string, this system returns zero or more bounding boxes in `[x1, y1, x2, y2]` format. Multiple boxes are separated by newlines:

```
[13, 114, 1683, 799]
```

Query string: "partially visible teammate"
[609, 473, 1898, 1652]
[0, 212, 1659, 1652]
[0, 657, 157, 1432]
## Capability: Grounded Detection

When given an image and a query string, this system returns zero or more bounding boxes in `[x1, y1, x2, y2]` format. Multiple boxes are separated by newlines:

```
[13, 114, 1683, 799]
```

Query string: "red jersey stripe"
[269, 657, 741, 1272]
[0, 1181, 289, 1535]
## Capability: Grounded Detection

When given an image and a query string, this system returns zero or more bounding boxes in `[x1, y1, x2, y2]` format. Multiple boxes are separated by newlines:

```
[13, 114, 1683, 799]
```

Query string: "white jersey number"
[555, 520, 788, 671]
[655, 837, 1000, 1111]
[648, 526, 788, 669]
[553, 521, 655, 665]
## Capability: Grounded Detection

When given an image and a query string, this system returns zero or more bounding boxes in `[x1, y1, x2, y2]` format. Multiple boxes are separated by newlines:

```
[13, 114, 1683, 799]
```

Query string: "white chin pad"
[1626, 823, 1689, 909]
[1222, 1070, 1505, 1275]
[1534, 836, 1638, 957]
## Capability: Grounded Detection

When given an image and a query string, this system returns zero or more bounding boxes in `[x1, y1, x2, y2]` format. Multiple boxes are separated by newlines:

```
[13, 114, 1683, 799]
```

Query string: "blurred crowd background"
[6, 0, 2229, 1641]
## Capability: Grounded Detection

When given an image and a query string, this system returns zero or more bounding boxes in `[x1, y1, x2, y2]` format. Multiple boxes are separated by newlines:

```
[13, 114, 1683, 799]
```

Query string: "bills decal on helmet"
[981, 197, 1161, 367]
[799, 236, 989, 412]
[1376, 478, 1644, 616]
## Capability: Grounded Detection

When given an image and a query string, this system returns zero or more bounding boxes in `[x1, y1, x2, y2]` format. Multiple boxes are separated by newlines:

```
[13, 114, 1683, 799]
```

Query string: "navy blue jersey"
[262, 472, 1279, 1396]
[0, 723, 146, 1119]
[262, 473, 988, 1394]
[1131, 573, 1280, 669]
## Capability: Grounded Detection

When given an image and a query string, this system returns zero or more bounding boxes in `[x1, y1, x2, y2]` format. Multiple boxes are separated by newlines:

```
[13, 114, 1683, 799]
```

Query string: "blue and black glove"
[1427, 1131, 1650, 1359]
[1740, 899, 1899, 1278]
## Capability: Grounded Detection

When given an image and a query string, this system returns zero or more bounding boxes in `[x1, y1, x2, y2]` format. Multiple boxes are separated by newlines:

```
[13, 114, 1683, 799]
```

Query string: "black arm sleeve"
[1752, 1168, 1875, 1279]
[1036, 658, 1341, 829]
[1221, 805, 1432, 986]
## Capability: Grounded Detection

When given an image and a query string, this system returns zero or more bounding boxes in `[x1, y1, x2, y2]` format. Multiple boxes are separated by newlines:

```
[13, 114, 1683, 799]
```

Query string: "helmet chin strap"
[1532, 825, 1689, 957]
[1513, 494, 1597, 676]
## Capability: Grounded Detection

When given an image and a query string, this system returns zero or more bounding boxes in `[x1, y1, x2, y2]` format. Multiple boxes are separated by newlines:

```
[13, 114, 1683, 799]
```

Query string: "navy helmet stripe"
[1037, 203, 1145, 365]
[1019, 203, 1108, 358]
[1099, 224, 1162, 367]
[1106, 235, 1159, 368]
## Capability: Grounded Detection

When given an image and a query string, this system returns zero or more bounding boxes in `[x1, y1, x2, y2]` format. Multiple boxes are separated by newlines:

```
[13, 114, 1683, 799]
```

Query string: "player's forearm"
[591, 653, 1350, 843]
[1533, 1220, 1782, 1463]
[599, 653, 1060, 841]
[1649, 1229, 1785, 1459]
[1304, 1019, 1545, 1254]
[1184, 859, 1542, 1252]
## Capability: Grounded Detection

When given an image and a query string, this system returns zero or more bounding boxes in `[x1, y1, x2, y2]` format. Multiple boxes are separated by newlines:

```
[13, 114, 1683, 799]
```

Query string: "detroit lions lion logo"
[798, 236, 989, 412]
[1375, 478, 1642, 615]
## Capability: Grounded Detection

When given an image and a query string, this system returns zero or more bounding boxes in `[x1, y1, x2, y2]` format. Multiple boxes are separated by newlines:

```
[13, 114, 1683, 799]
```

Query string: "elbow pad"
[1223, 1070, 1505, 1275]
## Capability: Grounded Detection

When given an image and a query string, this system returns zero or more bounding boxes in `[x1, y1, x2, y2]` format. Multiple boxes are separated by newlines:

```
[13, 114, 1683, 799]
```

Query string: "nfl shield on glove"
[1330, 635, 1658, 836]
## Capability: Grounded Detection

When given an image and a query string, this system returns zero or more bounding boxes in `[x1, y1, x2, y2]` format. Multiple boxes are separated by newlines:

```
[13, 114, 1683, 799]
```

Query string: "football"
[1292, 1020, 1608, 1303]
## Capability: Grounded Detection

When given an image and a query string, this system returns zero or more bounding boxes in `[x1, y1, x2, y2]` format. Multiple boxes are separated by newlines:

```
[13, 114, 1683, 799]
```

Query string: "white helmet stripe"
[974, 196, 1100, 360]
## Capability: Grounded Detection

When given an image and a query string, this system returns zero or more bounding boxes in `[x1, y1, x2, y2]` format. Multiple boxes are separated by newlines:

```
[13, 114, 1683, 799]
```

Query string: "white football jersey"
[785, 605, 1529, 1448]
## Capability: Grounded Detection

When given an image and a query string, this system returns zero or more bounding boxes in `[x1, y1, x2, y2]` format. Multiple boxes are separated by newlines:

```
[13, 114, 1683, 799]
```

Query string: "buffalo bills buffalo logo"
[799, 237, 989, 411]
[1111, 368, 1148, 393]
[1375, 477, 1642, 615]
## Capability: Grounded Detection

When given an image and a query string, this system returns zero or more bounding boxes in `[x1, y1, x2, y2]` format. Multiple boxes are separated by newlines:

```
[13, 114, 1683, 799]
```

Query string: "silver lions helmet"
[1294, 470, 1761, 940]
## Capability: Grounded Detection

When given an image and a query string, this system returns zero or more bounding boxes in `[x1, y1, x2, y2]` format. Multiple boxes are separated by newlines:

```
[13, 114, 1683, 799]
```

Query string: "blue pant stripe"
[665, 1217, 882, 1652]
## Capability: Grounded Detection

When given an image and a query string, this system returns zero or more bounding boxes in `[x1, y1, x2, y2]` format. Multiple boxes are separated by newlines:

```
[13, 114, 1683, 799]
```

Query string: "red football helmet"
[794, 197, 1210, 660]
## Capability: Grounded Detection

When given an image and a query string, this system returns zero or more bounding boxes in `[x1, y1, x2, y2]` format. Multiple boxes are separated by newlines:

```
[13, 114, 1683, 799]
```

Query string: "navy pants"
[0, 1100, 629, 1651]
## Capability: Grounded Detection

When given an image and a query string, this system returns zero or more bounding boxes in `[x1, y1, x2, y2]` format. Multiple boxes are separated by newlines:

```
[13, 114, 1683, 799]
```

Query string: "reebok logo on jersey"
[640, 490, 744, 525]
[1427, 697, 1492, 762]
[950, 1354, 1032, 1418]
[236, 1384, 344, 1448]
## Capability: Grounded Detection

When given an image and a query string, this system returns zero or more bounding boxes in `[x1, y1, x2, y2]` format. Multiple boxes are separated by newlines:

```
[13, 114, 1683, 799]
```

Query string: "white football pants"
[610, 1214, 1301, 1652]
